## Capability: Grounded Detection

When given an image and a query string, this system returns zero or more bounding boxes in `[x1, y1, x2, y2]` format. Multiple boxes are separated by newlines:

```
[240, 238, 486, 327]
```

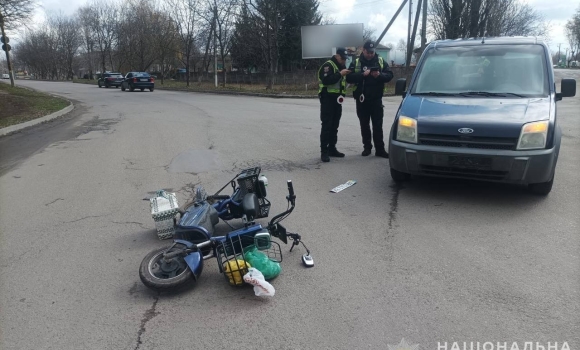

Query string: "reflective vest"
[355, 56, 387, 93]
[354, 56, 384, 73]
[318, 60, 346, 94]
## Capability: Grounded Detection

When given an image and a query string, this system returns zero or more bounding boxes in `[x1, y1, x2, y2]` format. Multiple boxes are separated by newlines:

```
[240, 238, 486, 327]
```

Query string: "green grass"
[0, 83, 70, 128]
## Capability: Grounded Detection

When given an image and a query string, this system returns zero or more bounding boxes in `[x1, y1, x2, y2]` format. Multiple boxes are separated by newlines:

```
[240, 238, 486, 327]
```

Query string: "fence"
[181, 66, 416, 91]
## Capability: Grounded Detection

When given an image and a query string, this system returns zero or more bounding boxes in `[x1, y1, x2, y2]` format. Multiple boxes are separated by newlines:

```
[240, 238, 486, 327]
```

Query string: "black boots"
[362, 148, 388, 158]
[328, 149, 345, 157]
[375, 149, 389, 158]
[322, 147, 344, 162]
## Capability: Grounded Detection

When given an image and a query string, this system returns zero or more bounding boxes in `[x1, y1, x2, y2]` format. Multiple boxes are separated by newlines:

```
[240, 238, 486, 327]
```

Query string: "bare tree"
[89, 0, 119, 74]
[429, 0, 548, 40]
[15, 18, 74, 79]
[167, 0, 200, 86]
[566, 5, 580, 66]
[0, 0, 36, 29]
[48, 13, 82, 79]
[206, 0, 239, 85]
[117, 0, 158, 71]
[78, 6, 97, 78]
[153, 1, 179, 83]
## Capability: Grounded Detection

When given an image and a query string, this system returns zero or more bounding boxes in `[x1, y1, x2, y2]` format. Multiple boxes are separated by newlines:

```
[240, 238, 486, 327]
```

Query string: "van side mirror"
[556, 79, 576, 101]
[395, 78, 407, 97]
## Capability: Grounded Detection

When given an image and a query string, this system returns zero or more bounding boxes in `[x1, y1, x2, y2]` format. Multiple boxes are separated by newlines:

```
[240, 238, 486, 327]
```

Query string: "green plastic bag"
[244, 246, 281, 280]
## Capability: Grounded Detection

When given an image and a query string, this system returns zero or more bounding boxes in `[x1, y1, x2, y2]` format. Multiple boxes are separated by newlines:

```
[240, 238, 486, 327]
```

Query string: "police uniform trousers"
[355, 98, 384, 151]
[319, 94, 342, 154]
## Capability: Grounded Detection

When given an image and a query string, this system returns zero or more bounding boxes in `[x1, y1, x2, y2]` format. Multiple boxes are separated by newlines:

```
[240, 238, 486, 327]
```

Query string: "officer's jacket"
[346, 53, 394, 101]
[318, 56, 346, 96]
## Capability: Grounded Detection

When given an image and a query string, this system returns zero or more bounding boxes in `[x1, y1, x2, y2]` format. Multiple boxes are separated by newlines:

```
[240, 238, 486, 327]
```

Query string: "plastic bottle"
[258, 174, 268, 198]
[258, 174, 268, 187]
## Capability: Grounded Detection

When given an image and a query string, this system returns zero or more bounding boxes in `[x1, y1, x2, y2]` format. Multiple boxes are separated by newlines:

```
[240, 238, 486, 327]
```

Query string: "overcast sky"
[6, 0, 575, 59]
[318, 0, 575, 57]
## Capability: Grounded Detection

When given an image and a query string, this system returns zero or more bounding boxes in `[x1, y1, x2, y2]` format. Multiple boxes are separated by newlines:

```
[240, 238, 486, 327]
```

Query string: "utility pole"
[407, 0, 422, 68]
[0, 11, 15, 87]
[421, 0, 427, 51]
[557, 43, 561, 65]
[213, 5, 218, 88]
[407, 0, 412, 65]
[375, 0, 408, 46]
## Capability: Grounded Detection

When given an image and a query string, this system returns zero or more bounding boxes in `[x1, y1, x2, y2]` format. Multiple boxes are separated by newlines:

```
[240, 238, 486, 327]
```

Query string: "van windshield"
[412, 44, 549, 97]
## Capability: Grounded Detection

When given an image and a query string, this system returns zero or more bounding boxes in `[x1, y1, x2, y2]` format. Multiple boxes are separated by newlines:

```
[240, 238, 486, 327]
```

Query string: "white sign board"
[301, 24, 364, 59]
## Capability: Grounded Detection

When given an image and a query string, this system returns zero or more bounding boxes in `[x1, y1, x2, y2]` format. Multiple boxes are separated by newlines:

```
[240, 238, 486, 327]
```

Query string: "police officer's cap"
[335, 47, 348, 60]
[363, 40, 376, 52]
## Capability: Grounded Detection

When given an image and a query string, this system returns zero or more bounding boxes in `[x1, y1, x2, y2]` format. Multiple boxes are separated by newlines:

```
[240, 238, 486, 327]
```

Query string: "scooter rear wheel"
[139, 243, 197, 292]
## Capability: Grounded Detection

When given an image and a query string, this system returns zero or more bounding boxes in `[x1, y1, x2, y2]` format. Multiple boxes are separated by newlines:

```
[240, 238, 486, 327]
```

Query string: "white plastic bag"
[243, 267, 275, 297]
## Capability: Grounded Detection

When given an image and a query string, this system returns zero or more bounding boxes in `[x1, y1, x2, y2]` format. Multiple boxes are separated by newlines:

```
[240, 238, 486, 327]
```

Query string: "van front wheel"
[390, 167, 411, 182]
[528, 178, 554, 195]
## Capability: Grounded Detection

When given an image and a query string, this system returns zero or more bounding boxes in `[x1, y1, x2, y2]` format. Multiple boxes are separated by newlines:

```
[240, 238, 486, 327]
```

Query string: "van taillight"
[150, 78, 155, 83]
[133, 77, 137, 83]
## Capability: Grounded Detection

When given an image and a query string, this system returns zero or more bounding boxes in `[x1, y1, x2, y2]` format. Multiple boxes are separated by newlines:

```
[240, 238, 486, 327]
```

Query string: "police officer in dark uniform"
[318, 47, 350, 163]
[346, 40, 394, 158]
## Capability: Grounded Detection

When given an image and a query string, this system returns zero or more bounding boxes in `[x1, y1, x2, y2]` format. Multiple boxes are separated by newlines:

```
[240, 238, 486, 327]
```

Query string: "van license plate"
[448, 156, 491, 169]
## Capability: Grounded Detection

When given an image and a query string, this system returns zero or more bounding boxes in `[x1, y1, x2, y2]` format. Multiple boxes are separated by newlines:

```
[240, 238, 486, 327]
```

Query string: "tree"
[203, 0, 239, 85]
[230, 4, 261, 72]
[231, 0, 322, 83]
[237, 0, 279, 89]
[48, 13, 82, 79]
[152, 1, 179, 84]
[78, 6, 97, 79]
[85, 0, 119, 75]
[565, 5, 580, 66]
[0, 0, 36, 30]
[276, 0, 322, 71]
[116, 0, 158, 72]
[429, 0, 548, 40]
[167, 0, 200, 86]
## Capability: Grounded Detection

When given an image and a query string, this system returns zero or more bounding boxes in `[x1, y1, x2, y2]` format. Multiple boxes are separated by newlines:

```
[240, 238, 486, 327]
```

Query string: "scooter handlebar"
[287, 180, 294, 198]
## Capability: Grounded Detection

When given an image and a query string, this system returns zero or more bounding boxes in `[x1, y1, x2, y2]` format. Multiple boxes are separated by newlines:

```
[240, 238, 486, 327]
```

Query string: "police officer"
[318, 47, 350, 163]
[346, 40, 394, 158]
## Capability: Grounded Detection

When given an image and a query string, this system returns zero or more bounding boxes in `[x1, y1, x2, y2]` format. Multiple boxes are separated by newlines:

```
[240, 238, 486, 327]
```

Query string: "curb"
[0, 101, 74, 137]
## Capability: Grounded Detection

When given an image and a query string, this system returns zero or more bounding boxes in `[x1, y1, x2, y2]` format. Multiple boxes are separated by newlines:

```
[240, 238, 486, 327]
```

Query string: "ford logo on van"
[458, 128, 474, 134]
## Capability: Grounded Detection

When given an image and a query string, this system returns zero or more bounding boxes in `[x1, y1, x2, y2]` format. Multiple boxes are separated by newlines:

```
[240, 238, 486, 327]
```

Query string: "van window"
[412, 44, 548, 97]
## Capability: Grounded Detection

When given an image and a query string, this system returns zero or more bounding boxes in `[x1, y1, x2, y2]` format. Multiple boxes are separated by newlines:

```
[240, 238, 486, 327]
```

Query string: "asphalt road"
[1, 71, 579, 350]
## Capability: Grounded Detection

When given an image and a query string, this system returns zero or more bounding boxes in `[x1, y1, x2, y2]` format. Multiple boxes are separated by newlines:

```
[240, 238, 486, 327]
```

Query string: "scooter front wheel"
[139, 243, 198, 292]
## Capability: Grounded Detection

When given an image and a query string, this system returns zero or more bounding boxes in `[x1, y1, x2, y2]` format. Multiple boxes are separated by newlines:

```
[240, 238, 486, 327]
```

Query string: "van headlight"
[517, 120, 548, 150]
[396, 116, 418, 144]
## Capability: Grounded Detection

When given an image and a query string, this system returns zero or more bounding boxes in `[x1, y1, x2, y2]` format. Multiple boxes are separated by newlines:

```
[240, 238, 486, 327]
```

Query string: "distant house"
[375, 43, 391, 63]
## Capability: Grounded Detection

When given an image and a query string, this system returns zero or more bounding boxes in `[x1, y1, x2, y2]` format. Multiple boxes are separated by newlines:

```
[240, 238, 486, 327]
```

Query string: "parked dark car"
[121, 72, 155, 92]
[389, 37, 576, 195]
[97, 72, 124, 88]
